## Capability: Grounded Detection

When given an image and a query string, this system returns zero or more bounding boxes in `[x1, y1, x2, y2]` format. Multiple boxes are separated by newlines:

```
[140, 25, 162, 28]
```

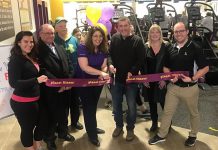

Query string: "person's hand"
[180, 74, 192, 83]
[109, 65, 116, 74]
[58, 87, 65, 93]
[170, 76, 178, 83]
[37, 75, 48, 83]
[127, 72, 132, 78]
[143, 82, 150, 88]
[65, 87, 72, 90]
[159, 81, 166, 89]
[99, 72, 110, 80]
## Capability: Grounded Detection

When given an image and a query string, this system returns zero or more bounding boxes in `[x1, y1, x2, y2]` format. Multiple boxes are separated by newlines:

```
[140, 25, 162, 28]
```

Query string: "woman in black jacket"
[8, 31, 47, 150]
[144, 24, 171, 132]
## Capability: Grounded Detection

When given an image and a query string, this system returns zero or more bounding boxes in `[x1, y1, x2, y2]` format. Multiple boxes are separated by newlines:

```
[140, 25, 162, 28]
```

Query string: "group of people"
[8, 15, 209, 150]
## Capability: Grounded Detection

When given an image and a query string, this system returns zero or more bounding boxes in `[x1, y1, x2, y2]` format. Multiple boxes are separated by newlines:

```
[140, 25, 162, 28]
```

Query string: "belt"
[174, 82, 196, 87]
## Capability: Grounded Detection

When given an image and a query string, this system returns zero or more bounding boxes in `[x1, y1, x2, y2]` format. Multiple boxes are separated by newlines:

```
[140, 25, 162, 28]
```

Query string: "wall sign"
[18, 0, 33, 31]
[0, 0, 15, 42]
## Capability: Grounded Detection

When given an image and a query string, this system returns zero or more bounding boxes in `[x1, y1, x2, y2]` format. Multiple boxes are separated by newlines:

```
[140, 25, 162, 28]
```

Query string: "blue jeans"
[111, 82, 138, 130]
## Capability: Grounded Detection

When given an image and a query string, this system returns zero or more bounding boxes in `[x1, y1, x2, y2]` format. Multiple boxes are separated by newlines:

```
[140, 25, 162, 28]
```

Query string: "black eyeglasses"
[174, 30, 186, 34]
[42, 32, 55, 35]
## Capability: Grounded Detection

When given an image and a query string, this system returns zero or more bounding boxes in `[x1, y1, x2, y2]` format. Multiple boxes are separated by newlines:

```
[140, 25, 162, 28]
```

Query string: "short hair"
[38, 24, 53, 33]
[117, 16, 131, 25]
[38, 24, 54, 39]
[147, 24, 164, 47]
[72, 28, 81, 36]
[85, 26, 108, 54]
[174, 22, 188, 30]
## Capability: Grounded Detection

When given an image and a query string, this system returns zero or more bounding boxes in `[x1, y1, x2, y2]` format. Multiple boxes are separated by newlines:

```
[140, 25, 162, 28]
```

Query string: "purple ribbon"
[46, 78, 111, 87]
[46, 71, 189, 87]
[126, 71, 189, 83]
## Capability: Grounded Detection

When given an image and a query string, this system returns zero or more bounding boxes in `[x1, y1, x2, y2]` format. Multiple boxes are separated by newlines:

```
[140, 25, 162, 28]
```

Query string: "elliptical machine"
[185, 0, 218, 86]
[146, 0, 178, 42]
[111, 4, 145, 43]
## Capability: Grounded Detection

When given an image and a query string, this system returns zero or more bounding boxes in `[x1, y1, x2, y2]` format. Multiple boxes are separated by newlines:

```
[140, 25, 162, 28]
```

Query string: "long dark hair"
[9, 31, 38, 61]
[85, 26, 108, 54]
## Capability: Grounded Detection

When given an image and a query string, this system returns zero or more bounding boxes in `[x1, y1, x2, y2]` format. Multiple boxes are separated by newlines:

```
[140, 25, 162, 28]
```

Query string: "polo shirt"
[75, 44, 107, 79]
[165, 39, 208, 83]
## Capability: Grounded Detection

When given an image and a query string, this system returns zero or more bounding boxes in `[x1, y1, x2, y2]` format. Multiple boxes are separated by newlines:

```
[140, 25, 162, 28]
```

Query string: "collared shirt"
[75, 44, 107, 79]
[165, 39, 208, 78]
[47, 44, 59, 58]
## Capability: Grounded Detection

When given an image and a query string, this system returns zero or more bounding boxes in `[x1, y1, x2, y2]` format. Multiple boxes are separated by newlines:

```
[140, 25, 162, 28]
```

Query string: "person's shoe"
[58, 133, 75, 141]
[89, 138, 100, 147]
[150, 122, 158, 132]
[97, 128, 105, 134]
[45, 141, 56, 150]
[185, 136, 196, 147]
[148, 135, 166, 145]
[112, 127, 123, 137]
[126, 130, 135, 141]
[137, 110, 150, 118]
[71, 122, 83, 130]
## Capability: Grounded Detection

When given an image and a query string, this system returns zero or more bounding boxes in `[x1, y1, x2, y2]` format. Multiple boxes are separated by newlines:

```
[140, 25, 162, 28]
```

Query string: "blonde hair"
[147, 24, 164, 47]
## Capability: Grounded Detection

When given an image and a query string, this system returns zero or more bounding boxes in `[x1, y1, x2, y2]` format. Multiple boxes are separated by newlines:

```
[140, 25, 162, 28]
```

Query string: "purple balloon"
[105, 21, 112, 34]
[101, 3, 114, 21]
[98, 19, 112, 34]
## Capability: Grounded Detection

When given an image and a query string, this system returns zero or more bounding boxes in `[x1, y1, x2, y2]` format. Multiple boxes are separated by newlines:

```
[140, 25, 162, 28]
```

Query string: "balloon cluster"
[86, 3, 114, 35]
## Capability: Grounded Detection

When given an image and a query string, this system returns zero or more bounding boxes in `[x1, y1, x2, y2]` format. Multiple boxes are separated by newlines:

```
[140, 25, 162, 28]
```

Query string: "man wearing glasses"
[37, 24, 75, 150]
[148, 22, 209, 147]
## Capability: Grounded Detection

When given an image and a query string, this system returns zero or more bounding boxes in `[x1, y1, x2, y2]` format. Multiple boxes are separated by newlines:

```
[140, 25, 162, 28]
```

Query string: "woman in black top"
[8, 31, 47, 150]
[144, 24, 171, 132]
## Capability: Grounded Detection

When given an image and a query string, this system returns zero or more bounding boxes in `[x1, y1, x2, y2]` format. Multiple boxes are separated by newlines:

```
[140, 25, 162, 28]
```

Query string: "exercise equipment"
[185, 0, 218, 86]
[75, 8, 90, 33]
[146, 0, 178, 41]
[111, 4, 145, 43]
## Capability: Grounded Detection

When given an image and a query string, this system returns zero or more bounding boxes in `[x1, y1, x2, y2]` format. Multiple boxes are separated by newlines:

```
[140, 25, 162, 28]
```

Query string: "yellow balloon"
[96, 23, 108, 35]
[86, 4, 102, 25]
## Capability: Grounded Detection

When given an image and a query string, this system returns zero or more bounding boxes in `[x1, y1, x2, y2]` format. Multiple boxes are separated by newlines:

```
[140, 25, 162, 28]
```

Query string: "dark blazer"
[143, 41, 171, 102]
[37, 38, 73, 79]
[37, 39, 74, 94]
[146, 42, 170, 73]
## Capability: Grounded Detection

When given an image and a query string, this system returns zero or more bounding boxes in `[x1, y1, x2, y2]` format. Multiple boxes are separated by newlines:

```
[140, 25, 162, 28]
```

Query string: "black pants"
[10, 99, 43, 147]
[42, 88, 70, 141]
[78, 86, 103, 140]
[69, 88, 80, 126]
[149, 100, 164, 123]
[147, 83, 165, 123]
